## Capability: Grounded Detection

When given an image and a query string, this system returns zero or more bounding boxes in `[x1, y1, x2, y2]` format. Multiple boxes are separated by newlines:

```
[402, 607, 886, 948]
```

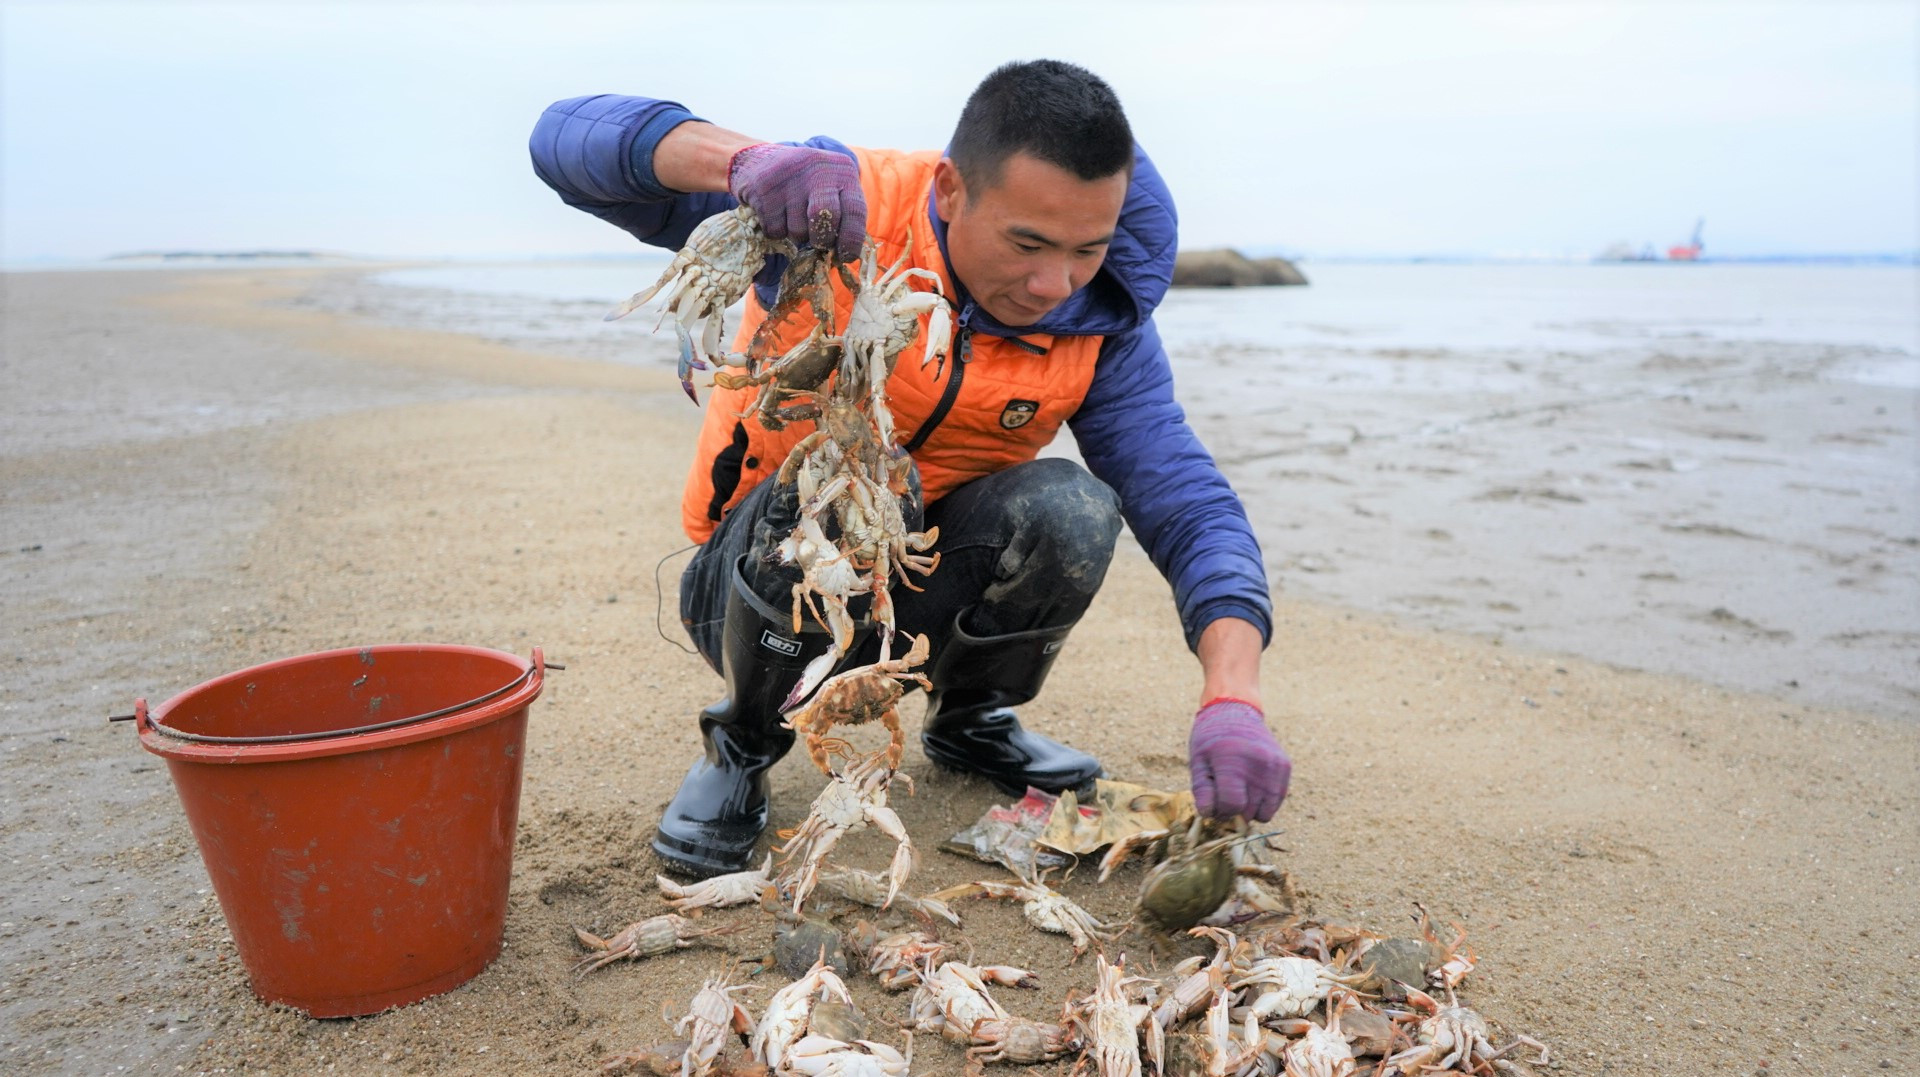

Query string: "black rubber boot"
[920, 614, 1102, 797]
[652, 562, 842, 878]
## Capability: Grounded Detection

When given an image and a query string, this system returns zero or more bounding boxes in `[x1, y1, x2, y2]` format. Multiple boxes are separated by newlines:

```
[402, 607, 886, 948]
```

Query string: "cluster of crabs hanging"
[609, 203, 953, 914]
[585, 209, 1551, 1075]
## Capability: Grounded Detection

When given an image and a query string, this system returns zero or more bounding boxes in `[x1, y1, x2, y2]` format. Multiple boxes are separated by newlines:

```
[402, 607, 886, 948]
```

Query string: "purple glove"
[1189, 698, 1290, 822]
[727, 143, 867, 261]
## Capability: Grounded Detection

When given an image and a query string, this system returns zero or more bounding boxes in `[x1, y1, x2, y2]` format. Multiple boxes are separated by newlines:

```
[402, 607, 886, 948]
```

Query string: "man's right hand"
[728, 143, 867, 262]
[1188, 698, 1290, 822]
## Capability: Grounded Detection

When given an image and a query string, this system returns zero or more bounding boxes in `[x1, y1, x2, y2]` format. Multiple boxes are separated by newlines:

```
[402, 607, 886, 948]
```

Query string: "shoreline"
[2, 266, 1915, 1075]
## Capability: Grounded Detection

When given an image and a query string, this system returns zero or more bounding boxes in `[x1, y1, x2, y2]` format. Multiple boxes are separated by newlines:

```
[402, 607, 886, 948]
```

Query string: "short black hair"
[949, 59, 1134, 198]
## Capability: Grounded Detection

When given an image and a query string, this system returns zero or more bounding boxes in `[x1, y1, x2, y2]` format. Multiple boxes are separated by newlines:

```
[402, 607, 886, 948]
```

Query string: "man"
[531, 60, 1289, 879]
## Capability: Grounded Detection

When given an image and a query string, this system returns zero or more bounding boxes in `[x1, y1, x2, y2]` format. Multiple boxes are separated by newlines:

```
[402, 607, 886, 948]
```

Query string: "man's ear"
[933, 158, 965, 223]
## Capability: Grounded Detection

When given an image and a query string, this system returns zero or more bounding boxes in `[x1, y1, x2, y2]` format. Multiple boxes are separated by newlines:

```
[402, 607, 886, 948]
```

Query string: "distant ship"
[1594, 241, 1661, 263]
[1594, 218, 1705, 263]
[1667, 218, 1705, 261]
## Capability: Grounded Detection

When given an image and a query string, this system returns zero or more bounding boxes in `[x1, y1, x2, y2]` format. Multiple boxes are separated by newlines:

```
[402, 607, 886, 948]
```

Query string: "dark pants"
[681, 457, 1123, 677]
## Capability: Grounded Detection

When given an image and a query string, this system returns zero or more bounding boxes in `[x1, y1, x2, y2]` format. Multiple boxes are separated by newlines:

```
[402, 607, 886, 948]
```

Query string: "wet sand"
[3, 267, 1916, 1076]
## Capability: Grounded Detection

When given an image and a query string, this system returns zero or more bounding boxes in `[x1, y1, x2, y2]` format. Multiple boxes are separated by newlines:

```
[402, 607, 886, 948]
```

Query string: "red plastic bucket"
[129, 644, 546, 1017]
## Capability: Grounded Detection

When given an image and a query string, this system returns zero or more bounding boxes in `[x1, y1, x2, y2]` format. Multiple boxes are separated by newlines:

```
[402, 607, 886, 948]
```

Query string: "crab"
[964, 1012, 1083, 1073]
[933, 874, 1120, 961]
[1383, 985, 1548, 1075]
[773, 748, 914, 912]
[780, 1034, 912, 1077]
[607, 205, 794, 402]
[1193, 985, 1265, 1077]
[773, 511, 870, 659]
[572, 914, 740, 974]
[1231, 955, 1371, 1021]
[1096, 825, 1175, 881]
[819, 866, 961, 926]
[658, 853, 775, 913]
[718, 246, 856, 433]
[1129, 818, 1238, 934]
[750, 956, 853, 1072]
[824, 465, 940, 646]
[806, 999, 868, 1045]
[772, 397, 935, 666]
[741, 245, 840, 366]
[780, 635, 932, 774]
[833, 235, 953, 445]
[779, 391, 888, 504]
[1412, 903, 1478, 990]
[672, 972, 758, 1077]
[906, 961, 1039, 1045]
[846, 921, 956, 992]
[1279, 992, 1358, 1077]
[758, 883, 851, 979]
[715, 323, 848, 433]
[599, 1040, 690, 1076]
[1067, 954, 1155, 1077]
[1134, 819, 1295, 935]
[1256, 919, 1381, 969]
[1325, 1005, 1403, 1059]
[1144, 929, 1240, 1068]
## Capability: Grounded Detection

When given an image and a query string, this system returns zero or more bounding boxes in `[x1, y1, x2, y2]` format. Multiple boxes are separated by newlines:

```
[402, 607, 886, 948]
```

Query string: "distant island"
[107, 250, 352, 262]
[1172, 248, 1308, 287]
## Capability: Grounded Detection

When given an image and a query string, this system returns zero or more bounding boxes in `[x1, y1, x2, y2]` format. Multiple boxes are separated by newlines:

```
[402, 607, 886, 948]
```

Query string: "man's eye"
[1014, 243, 1041, 254]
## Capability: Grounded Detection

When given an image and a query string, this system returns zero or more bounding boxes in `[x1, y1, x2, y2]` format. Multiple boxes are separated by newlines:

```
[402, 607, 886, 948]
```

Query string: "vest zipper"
[901, 317, 971, 454]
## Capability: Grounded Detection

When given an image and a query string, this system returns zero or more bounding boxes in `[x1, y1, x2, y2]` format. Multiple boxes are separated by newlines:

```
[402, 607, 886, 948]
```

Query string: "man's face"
[934, 151, 1130, 329]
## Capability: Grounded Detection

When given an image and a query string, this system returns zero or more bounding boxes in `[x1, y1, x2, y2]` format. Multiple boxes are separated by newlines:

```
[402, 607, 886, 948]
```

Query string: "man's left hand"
[1188, 698, 1290, 822]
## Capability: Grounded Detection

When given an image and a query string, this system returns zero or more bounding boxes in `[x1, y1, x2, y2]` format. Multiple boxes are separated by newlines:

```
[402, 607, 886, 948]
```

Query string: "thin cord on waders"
[654, 543, 700, 656]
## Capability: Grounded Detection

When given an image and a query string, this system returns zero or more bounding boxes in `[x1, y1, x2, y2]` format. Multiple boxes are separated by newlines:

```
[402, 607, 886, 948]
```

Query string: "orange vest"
[680, 148, 1106, 543]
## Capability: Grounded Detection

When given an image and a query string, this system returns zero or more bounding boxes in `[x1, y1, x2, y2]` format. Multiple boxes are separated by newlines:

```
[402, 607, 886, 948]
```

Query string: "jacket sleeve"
[1068, 318, 1273, 652]
[528, 94, 738, 251]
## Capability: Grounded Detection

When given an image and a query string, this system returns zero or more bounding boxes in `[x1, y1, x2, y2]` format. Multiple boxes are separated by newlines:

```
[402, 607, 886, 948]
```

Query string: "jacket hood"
[926, 144, 1178, 340]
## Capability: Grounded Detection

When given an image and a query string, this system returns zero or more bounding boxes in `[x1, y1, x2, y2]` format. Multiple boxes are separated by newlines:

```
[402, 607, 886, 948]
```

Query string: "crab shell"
[1284, 1020, 1357, 1077]
[1137, 840, 1236, 933]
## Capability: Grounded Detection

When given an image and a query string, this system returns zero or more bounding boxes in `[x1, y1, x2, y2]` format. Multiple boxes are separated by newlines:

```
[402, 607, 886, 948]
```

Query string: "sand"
[2, 267, 1915, 1076]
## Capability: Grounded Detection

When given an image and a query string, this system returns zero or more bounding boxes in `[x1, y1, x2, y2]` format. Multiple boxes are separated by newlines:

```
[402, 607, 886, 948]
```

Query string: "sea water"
[367, 260, 1917, 372]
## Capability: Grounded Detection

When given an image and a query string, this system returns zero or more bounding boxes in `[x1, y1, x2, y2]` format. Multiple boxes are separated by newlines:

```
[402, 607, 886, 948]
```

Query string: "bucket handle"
[107, 699, 150, 730]
[110, 651, 563, 744]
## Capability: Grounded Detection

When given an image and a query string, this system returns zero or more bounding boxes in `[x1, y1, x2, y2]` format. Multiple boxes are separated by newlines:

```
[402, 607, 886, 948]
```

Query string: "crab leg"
[603, 266, 684, 322]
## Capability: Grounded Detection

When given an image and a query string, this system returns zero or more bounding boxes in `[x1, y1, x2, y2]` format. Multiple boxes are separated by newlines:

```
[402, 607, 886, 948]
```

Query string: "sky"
[2, 1, 1914, 262]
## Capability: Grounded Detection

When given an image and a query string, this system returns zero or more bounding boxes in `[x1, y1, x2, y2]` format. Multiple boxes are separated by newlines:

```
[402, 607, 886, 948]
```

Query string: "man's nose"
[1026, 257, 1074, 302]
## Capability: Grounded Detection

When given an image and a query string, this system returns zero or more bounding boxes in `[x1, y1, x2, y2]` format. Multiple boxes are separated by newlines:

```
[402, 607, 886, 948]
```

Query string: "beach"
[3, 265, 1917, 1075]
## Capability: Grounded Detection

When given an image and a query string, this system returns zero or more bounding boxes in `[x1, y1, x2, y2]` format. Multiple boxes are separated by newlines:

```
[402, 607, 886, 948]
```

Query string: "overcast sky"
[3, 1, 1914, 261]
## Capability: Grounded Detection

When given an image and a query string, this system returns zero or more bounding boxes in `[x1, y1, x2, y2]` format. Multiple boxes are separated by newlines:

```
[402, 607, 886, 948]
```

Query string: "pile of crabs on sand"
[574, 209, 1552, 1076]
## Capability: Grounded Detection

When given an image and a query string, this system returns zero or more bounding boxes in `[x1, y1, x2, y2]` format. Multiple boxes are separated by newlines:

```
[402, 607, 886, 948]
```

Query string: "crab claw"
[923, 301, 952, 381]
[673, 323, 709, 403]
[781, 651, 838, 711]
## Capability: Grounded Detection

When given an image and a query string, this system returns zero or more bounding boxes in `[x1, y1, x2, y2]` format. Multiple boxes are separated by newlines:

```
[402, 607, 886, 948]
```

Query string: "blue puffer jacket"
[530, 94, 1271, 651]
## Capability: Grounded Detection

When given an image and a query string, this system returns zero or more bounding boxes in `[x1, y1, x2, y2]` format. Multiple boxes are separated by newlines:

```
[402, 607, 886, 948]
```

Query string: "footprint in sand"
[1473, 485, 1586, 505]
[1691, 606, 1793, 642]
[1662, 522, 1766, 541]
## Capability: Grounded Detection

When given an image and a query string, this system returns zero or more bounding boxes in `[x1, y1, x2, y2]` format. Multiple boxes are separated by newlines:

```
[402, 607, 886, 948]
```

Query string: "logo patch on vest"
[759, 629, 803, 657]
[999, 399, 1040, 430]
